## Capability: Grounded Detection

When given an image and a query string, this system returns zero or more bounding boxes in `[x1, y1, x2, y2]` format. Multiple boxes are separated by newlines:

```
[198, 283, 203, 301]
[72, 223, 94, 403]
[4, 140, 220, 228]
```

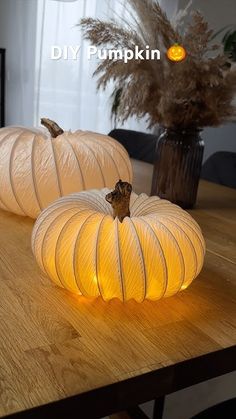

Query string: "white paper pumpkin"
[0, 121, 132, 218]
[32, 186, 205, 302]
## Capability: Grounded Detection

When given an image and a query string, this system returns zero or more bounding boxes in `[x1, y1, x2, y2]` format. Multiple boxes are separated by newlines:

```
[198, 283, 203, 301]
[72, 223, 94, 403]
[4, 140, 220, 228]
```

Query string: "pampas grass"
[80, 0, 236, 129]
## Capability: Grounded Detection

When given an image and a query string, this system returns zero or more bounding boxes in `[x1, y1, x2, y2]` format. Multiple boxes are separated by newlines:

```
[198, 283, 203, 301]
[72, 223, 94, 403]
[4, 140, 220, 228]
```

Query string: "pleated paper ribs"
[0, 119, 132, 218]
[32, 182, 205, 302]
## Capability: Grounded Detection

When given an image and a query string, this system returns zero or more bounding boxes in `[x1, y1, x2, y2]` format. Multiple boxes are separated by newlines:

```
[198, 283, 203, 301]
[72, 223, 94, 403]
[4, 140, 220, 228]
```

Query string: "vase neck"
[163, 127, 202, 136]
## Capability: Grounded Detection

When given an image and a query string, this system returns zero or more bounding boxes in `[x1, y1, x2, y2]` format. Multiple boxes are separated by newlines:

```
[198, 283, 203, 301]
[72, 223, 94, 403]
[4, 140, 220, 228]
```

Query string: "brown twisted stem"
[105, 179, 132, 222]
[41, 118, 64, 138]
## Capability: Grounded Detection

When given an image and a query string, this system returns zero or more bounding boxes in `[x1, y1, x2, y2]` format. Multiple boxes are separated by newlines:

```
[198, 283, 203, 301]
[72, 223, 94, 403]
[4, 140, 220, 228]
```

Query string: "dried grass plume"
[80, 0, 236, 129]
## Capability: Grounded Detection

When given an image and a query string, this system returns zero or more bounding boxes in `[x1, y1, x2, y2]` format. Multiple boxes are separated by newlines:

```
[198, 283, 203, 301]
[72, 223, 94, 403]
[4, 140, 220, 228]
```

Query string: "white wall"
[179, 0, 236, 29]
[202, 123, 236, 161]
[0, 0, 37, 126]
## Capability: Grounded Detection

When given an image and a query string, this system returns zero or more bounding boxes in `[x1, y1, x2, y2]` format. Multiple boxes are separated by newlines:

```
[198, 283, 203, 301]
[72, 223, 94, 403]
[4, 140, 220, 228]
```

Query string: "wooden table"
[0, 160, 236, 418]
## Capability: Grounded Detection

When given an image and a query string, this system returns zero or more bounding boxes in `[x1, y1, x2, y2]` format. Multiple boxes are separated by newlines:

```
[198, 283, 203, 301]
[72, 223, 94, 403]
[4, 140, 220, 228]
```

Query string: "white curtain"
[34, 0, 149, 134]
[0, 0, 38, 126]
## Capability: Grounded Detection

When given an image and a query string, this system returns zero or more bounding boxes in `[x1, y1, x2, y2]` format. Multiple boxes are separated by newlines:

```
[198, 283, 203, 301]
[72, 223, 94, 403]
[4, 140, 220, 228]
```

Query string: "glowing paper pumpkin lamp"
[32, 180, 205, 302]
[167, 44, 186, 62]
[0, 119, 132, 218]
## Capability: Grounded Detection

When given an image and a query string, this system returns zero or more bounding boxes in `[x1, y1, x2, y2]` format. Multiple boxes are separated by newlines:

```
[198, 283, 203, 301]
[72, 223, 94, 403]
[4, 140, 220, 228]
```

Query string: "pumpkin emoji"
[32, 180, 205, 302]
[167, 44, 186, 62]
[0, 119, 132, 218]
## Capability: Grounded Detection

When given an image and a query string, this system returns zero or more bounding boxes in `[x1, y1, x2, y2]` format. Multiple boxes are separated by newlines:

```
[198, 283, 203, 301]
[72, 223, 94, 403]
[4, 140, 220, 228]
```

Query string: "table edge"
[3, 345, 236, 419]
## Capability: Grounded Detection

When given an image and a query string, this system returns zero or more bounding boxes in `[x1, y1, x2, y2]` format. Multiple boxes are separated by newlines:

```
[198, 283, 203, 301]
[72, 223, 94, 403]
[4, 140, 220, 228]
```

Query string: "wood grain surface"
[0, 159, 235, 418]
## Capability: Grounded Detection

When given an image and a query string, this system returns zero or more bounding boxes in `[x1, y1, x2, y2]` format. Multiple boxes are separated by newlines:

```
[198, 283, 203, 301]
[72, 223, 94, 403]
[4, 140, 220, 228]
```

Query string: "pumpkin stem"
[41, 118, 64, 138]
[105, 179, 132, 222]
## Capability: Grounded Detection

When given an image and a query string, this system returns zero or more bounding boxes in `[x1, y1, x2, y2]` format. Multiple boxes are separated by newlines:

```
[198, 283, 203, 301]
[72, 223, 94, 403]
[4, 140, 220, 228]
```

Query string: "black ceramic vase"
[151, 128, 204, 209]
